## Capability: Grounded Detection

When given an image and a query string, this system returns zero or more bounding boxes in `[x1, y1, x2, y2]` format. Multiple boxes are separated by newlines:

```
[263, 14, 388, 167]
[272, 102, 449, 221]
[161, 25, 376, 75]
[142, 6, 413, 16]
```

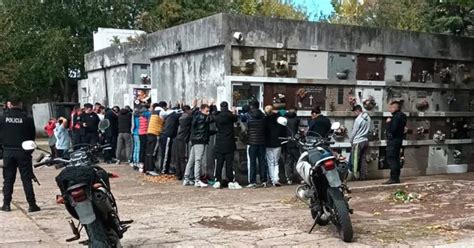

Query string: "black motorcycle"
[23, 141, 132, 248]
[278, 117, 353, 242]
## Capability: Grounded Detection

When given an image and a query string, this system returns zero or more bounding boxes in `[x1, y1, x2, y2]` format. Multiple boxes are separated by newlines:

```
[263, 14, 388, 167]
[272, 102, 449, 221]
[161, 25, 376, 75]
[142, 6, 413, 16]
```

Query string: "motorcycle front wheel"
[327, 187, 353, 242]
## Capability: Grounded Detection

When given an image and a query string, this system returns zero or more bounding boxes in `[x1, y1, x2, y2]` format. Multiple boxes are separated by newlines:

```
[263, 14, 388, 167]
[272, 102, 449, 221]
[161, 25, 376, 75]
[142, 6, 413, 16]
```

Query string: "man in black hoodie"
[175, 105, 192, 180]
[283, 107, 300, 184]
[246, 100, 268, 188]
[159, 104, 181, 174]
[80, 103, 100, 146]
[116, 108, 132, 164]
[213, 102, 238, 189]
[104, 106, 119, 160]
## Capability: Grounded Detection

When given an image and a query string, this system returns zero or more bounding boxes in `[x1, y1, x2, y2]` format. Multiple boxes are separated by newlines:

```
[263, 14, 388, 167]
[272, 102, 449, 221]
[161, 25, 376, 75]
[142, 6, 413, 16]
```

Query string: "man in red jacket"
[44, 118, 57, 158]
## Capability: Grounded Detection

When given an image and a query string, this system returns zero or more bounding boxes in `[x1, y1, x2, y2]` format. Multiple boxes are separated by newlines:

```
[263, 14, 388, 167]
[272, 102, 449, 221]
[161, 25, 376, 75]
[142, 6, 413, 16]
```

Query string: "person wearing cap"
[212, 101, 239, 189]
[384, 101, 407, 184]
[349, 105, 371, 180]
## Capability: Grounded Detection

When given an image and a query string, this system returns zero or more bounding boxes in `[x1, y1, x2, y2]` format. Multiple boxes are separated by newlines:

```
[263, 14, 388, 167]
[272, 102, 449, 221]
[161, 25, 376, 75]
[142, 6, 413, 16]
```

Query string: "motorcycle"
[22, 129, 132, 247]
[277, 117, 353, 242]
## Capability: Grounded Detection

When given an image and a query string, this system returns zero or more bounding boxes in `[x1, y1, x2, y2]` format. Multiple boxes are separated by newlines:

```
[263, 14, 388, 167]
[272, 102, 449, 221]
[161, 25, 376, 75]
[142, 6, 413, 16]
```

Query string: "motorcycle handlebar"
[34, 157, 70, 168]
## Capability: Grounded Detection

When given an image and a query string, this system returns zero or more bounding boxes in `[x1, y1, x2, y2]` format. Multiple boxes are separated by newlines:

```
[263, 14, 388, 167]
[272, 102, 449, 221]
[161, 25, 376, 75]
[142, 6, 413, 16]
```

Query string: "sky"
[292, 0, 335, 20]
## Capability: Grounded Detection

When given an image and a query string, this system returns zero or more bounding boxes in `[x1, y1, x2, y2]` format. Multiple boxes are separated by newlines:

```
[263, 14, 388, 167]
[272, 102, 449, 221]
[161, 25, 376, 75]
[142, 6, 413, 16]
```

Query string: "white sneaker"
[147, 171, 159, 176]
[229, 182, 242, 190]
[195, 180, 208, 188]
[213, 181, 221, 189]
[246, 183, 257, 189]
[183, 179, 194, 186]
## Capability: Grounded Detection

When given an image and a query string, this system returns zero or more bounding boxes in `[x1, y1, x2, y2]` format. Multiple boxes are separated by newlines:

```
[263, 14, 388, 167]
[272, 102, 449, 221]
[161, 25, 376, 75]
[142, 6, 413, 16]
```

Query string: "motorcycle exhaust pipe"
[295, 185, 311, 206]
[92, 191, 114, 216]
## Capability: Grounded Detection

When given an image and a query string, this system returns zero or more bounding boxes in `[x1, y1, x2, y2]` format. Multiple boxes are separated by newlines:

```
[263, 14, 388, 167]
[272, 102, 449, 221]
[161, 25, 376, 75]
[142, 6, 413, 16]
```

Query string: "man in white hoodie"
[349, 105, 371, 180]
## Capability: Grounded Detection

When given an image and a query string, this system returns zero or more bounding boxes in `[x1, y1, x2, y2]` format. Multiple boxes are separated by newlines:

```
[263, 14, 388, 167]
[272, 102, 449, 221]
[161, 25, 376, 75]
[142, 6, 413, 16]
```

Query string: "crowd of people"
[40, 98, 407, 190]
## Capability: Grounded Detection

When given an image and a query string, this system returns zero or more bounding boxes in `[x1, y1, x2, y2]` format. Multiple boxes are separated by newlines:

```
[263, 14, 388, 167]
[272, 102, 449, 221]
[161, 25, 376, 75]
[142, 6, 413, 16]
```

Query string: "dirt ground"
[1, 162, 474, 247]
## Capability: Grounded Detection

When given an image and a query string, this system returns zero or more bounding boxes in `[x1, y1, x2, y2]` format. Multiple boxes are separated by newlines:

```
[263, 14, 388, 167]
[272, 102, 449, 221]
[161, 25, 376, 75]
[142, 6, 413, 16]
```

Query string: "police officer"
[383, 100, 407, 185]
[0, 98, 40, 212]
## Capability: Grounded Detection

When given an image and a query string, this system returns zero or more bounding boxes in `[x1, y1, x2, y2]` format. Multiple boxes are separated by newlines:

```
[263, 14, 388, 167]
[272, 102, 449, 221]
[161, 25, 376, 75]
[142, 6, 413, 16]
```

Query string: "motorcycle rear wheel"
[327, 187, 353, 242]
[85, 219, 121, 248]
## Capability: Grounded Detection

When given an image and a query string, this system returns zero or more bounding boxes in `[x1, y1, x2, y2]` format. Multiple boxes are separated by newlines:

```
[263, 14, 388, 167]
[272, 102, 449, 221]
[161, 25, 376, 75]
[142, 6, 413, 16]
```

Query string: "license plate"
[325, 169, 342, 187]
[74, 201, 96, 225]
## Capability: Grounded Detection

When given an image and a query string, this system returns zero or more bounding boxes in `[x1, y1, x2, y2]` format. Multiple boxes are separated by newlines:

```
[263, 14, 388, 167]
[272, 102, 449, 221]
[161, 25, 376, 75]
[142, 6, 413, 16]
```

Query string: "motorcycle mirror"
[331, 122, 341, 130]
[36, 153, 45, 163]
[22, 140, 37, 151]
[98, 119, 110, 131]
[277, 116, 288, 126]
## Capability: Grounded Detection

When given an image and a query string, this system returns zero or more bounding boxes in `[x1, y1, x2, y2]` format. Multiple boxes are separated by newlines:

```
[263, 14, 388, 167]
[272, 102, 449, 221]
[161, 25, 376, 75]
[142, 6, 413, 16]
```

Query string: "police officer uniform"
[384, 109, 407, 184]
[0, 107, 40, 212]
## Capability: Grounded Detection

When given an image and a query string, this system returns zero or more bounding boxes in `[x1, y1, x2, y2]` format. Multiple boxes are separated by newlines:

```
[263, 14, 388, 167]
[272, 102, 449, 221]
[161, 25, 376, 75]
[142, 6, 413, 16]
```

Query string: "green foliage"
[0, 0, 309, 103]
[137, 0, 308, 32]
[0, 0, 148, 102]
[331, 0, 473, 36]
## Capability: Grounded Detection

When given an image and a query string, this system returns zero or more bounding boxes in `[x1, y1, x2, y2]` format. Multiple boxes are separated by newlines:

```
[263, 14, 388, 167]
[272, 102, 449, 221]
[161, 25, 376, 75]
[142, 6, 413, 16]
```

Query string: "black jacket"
[71, 112, 82, 133]
[214, 110, 238, 153]
[308, 115, 331, 138]
[190, 109, 215, 145]
[265, 113, 286, 148]
[285, 112, 300, 148]
[0, 108, 36, 149]
[386, 110, 407, 140]
[177, 112, 192, 142]
[105, 109, 118, 136]
[163, 112, 181, 138]
[247, 109, 265, 146]
[117, 110, 132, 134]
[80, 112, 100, 133]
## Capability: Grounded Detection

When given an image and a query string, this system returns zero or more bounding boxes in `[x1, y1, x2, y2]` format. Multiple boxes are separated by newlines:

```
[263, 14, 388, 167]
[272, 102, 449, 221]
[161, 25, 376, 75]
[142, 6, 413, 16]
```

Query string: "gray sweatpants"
[184, 144, 207, 181]
[116, 133, 133, 162]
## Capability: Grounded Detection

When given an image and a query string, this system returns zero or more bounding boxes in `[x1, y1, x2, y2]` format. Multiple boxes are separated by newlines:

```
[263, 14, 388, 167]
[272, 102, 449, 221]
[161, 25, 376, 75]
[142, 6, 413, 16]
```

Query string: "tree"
[425, 0, 473, 36]
[0, 0, 150, 102]
[331, 0, 473, 36]
[137, 0, 308, 32]
[0, 0, 310, 103]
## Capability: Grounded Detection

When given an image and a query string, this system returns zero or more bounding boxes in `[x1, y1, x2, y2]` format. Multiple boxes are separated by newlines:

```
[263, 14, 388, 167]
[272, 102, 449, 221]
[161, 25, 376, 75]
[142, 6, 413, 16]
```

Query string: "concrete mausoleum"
[79, 13, 474, 180]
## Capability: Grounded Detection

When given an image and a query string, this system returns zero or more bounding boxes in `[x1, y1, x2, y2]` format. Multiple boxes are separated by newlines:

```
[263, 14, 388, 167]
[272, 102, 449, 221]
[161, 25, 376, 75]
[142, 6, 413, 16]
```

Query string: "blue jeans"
[248, 145, 268, 184]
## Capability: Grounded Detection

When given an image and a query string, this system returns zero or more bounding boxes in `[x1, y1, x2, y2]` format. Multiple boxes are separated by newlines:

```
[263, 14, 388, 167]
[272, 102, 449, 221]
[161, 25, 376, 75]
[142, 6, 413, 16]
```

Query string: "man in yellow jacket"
[144, 103, 165, 175]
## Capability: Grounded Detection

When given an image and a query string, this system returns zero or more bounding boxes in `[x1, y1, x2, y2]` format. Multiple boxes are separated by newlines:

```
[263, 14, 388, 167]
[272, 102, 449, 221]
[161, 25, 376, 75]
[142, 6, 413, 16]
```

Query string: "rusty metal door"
[356, 55, 385, 81]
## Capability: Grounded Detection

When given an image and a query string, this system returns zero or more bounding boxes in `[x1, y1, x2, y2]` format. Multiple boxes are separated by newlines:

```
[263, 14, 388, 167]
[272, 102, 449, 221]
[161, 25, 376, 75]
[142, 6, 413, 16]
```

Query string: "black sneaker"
[28, 204, 41, 212]
[382, 179, 400, 185]
[1, 204, 11, 212]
